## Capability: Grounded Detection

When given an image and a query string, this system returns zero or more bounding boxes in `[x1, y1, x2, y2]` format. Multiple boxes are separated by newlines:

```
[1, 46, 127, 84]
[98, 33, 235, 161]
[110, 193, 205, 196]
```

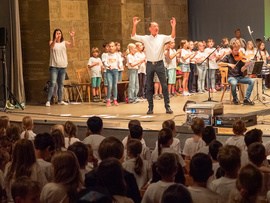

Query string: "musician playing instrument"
[218, 42, 255, 105]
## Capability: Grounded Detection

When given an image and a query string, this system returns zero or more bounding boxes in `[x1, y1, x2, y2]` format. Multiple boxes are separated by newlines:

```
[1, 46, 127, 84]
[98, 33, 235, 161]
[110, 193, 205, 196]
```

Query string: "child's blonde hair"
[51, 124, 65, 135]
[91, 47, 100, 56]
[246, 41, 254, 51]
[126, 43, 136, 55]
[180, 40, 187, 49]
[22, 116, 34, 140]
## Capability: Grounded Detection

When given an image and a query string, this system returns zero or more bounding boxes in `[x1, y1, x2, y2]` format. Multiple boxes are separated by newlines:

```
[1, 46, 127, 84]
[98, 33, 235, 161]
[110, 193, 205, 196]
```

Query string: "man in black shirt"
[218, 43, 254, 105]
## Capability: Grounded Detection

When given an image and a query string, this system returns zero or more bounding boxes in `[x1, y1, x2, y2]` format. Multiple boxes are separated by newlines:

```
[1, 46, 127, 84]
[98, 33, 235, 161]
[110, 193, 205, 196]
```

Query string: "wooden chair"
[219, 67, 244, 104]
[75, 68, 91, 103]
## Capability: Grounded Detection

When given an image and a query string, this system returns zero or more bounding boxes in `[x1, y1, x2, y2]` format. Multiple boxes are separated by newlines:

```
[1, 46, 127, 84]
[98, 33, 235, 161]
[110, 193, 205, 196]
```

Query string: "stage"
[2, 90, 270, 150]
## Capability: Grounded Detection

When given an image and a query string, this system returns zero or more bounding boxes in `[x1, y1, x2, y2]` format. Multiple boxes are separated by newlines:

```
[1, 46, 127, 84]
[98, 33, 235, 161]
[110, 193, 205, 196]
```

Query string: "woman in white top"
[5, 139, 47, 202]
[64, 121, 80, 148]
[46, 28, 75, 107]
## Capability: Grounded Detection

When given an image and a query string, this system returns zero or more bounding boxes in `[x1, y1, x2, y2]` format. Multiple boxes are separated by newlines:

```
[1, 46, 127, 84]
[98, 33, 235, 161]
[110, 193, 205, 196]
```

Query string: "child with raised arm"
[104, 42, 122, 106]
[194, 42, 207, 94]
[116, 42, 124, 82]
[87, 47, 103, 102]
[165, 40, 180, 97]
[135, 42, 147, 99]
[20, 116, 36, 141]
[101, 42, 109, 102]
[126, 43, 145, 103]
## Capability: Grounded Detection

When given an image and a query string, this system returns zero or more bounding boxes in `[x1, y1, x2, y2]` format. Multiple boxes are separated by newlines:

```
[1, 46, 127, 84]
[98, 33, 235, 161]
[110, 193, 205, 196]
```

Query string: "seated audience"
[161, 184, 192, 203]
[51, 129, 66, 152]
[20, 116, 36, 141]
[198, 126, 216, 155]
[64, 121, 80, 148]
[208, 140, 223, 181]
[225, 119, 246, 150]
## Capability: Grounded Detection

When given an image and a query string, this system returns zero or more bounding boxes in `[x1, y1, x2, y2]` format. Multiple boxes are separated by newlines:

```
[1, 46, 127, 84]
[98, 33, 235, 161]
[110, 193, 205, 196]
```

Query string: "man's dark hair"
[87, 116, 103, 134]
[34, 132, 55, 151]
[202, 126, 216, 145]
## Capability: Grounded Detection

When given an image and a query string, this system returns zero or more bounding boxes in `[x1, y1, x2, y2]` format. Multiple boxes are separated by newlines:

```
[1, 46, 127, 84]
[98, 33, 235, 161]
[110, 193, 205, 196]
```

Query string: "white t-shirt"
[141, 181, 175, 203]
[40, 182, 68, 203]
[182, 137, 206, 159]
[188, 186, 224, 203]
[209, 177, 236, 202]
[166, 49, 177, 69]
[49, 41, 68, 68]
[118, 52, 124, 71]
[64, 137, 80, 148]
[131, 34, 173, 62]
[225, 136, 246, 151]
[245, 50, 255, 60]
[127, 54, 138, 70]
[205, 48, 219, 69]
[104, 53, 121, 70]
[101, 53, 108, 72]
[37, 158, 52, 182]
[154, 138, 181, 155]
[122, 158, 151, 189]
[83, 134, 105, 160]
[135, 52, 146, 74]
[87, 57, 102, 78]
[150, 147, 186, 167]
[219, 48, 231, 59]
[20, 130, 36, 141]
[198, 145, 209, 155]
[180, 49, 190, 64]
[241, 150, 249, 168]
[195, 50, 207, 66]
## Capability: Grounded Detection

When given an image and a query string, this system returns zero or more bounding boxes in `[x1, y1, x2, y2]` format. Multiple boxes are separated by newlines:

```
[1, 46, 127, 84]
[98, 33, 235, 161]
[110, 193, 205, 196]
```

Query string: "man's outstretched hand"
[133, 17, 141, 26]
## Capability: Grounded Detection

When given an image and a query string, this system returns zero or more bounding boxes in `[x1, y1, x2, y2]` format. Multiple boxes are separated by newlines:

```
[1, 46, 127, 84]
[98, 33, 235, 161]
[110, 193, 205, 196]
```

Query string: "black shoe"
[147, 109, 153, 114]
[232, 98, 241, 105]
[243, 98, 255, 105]
[166, 108, 173, 114]
[189, 90, 196, 94]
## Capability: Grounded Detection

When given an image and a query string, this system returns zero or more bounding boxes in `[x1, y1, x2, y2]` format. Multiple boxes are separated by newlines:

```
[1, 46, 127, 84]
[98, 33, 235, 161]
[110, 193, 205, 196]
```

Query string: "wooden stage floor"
[2, 90, 270, 135]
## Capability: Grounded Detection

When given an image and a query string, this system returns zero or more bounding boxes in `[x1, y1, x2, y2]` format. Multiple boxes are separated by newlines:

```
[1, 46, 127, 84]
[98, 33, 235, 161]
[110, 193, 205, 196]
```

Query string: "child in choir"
[198, 126, 216, 154]
[235, 39, 246, 54]
[188, 41, 197, 94]
[135, 42, 147, 99]
[219, 38, 231, 59]
[142, 153, 178, 203]
[122, 139, 151, 189]
[87, 47, 103, 102]
[11, 177, 41, 203]
[104, 42, 122, 106]
[225, 119, 246, 151]
[209, 145, 241, 202]
[115, 42, 124, 82]
[64, 121, 80, 148]
[182, 118, 205, 160]
[195, 42, 207, 94]
[101, 42, 109, 102]
[245, 41, 255, 59]
[188, 153, 223, 203]
[126, 43, 145, 103]
[258, 42, 270, 89]
[161, 184, 192, 203]
[150, 128, 186, 169]
[165, 40, 180, 97]
[208, 140, 222, 179]
[230, 164, 262, 203]
[205, 39, 220, 92]
[20, 116, 36, 140]
[180, 40, 194, 96]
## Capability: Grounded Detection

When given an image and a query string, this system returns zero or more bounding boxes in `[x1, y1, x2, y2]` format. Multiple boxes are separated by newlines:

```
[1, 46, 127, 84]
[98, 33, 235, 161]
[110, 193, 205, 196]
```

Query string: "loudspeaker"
[0, 27, 7, 47]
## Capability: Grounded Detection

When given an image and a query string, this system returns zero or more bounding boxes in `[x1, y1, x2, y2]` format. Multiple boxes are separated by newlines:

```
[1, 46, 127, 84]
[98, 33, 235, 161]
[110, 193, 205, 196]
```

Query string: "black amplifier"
[214, 113, 257, 128]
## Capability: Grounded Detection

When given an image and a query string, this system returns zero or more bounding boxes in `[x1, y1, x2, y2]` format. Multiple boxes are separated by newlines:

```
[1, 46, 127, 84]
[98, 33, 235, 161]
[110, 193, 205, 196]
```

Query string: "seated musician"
[218, 42, 255, 105]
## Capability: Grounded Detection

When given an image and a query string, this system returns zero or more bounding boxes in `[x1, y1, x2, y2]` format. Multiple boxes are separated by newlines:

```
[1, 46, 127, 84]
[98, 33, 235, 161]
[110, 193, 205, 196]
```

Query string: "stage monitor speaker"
[0, 27, 7, 47]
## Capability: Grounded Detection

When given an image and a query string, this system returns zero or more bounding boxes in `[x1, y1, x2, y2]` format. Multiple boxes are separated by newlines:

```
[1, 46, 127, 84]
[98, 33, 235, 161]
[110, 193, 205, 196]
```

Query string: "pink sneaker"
[211, 88, 217, 93]
[113, 100, 119, 106]
[106, 100, 111, 107]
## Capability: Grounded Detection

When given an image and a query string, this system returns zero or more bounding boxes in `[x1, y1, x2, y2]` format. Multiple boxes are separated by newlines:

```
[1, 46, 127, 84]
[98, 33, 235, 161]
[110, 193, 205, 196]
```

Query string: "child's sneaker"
[211, 88, 217, 93]
[113, 100, 119, 106]
[106, 100, 111, 107]
[58, 101, 68, 105]
[45, 101, 50, 107]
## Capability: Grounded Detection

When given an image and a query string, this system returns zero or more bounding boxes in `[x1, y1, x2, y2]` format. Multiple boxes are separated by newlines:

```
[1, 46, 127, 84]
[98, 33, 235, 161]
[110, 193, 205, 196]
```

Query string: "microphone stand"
[202, 45, 220, 102]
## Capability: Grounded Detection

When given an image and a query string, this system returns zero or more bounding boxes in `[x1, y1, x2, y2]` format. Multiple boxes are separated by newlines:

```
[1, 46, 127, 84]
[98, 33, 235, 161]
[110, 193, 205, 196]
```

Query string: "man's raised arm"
[132, 17, 140, 37]
[170, 17, 176, 39]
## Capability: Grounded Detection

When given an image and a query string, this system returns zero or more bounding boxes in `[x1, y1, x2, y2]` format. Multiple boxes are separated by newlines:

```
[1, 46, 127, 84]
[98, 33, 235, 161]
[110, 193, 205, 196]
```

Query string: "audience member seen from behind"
[188, 153, 223, 203]
[161, 183, 192, 203]
[225, 119, 247, 150]
[64, 121, 80, 148]
[183, 118, 205, 160]
[20, 116, 36, 141]
[34, 133, 55, 182]
[122, 139, 151, 189]
[84, 136, 141, 203]
[11, 176, 41, 203]
[0, 116, 10, 136]
[5, 139, 47, 202]
[209, 145, 241, 202]
[40, 151, 83, 203]
[142, 153, 179, 203]
[83, 116, 105, 161]
[98, 158, 134, 203]
[6, 124, 21, 145]
[198, 126, 216, 155]
[208, 140, 223, 180]
[51, 124, 65, 135]
[51, 129, 66, 152]
[68, 142, 89, 183]
[230, 164, 262, 203]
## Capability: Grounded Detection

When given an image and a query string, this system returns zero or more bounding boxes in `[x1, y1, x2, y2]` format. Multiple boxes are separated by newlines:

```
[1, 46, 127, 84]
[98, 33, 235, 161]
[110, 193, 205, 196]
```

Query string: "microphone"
[265, 36, 270, 42]
[247, 26, 253, 35]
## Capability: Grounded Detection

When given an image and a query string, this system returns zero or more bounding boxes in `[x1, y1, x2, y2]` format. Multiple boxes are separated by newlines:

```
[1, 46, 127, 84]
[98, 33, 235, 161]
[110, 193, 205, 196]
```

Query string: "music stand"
[251, 61, 265, 105]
